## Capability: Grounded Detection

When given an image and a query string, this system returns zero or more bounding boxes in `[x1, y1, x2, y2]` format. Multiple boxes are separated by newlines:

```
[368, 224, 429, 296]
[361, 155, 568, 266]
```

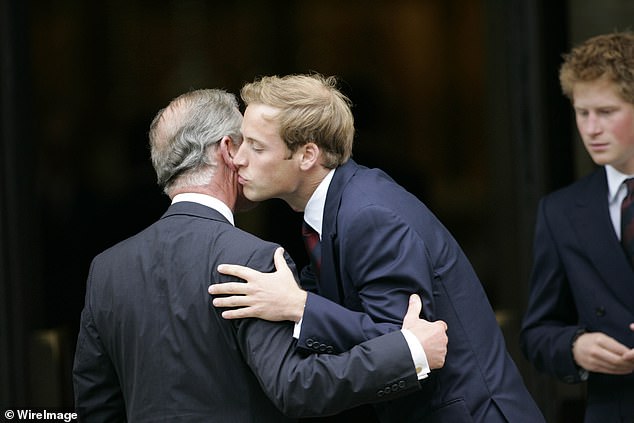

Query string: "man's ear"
[299, 142, 320, 170]
[220, 136, 238, 171]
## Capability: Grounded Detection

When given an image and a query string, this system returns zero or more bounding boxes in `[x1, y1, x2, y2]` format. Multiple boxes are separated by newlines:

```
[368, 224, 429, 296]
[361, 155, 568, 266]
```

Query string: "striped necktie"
[621, 178, 634, 268]
[302, 221, 321, 277]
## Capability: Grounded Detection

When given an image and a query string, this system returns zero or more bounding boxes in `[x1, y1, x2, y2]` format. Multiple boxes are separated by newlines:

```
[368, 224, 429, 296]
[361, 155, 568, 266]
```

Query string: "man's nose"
[582, 114, 602, 135]
[233, 144, 246, 166]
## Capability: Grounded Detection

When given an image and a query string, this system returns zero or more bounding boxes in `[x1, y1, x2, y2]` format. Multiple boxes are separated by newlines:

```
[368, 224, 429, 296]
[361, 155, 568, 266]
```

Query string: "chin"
[587, 153, 613, 166]
[243, 189, 265, 203]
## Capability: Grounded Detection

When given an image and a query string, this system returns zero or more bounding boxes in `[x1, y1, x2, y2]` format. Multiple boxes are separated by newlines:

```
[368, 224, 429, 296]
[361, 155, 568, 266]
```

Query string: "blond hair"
[240, 73, 354, 168]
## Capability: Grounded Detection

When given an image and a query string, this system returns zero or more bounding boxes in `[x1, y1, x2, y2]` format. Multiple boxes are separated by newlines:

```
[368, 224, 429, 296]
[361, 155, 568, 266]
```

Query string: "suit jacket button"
[306, 338, 314, 347]
[377, 389, 384, 397]
[399, 380, 406, 389]
[595, 307, 605, 317]
[326, 346, 334, 353]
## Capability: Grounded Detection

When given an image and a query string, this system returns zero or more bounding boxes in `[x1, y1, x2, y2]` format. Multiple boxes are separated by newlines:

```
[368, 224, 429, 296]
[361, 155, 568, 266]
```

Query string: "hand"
[209, 247, 307, 322]
[573, 330, 634, 375]
[402, 294, 448, 370]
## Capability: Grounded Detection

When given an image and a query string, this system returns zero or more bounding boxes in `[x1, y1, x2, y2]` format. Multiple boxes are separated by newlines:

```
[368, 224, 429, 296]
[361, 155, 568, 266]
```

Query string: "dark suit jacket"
[72, 200, 421, 422]
[520, 167, 634, 422]
[296, 160, 544, 423]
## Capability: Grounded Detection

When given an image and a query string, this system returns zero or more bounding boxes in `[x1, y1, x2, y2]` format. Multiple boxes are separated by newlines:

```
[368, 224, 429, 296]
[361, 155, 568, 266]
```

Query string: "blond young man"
[211, 74, 544, 423]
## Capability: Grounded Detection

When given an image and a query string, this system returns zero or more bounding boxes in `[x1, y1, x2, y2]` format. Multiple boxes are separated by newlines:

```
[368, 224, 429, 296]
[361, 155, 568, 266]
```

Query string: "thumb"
[403, 294, 422, 328]
[273, 247, 287, 272]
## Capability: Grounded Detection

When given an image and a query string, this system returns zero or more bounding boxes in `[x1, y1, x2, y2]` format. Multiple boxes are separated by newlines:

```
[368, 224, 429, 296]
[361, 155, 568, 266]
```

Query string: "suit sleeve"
[229, 245, 421, 417]
[299, 205, 435, 354]
[235, 317, 420, 418]
[72, 262, 126, 422]
[519, 198, 584, 383]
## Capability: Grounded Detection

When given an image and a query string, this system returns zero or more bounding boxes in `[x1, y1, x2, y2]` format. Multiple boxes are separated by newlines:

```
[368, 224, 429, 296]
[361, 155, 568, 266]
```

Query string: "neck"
[170, 184, 236, 212]
[285, 166, 331, 212]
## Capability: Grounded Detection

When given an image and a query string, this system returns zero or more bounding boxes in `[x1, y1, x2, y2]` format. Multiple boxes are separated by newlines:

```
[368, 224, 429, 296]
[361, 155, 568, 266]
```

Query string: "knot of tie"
[621, 178, 634, 268]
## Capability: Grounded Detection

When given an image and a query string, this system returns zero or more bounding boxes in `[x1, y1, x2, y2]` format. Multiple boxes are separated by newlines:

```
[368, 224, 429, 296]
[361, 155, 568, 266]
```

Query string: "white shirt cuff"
[401, 328, 430, 380]
[292, 318, 303, 339]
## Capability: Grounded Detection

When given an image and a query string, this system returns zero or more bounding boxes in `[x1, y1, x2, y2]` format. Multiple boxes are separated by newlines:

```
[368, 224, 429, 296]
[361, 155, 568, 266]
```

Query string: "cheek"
[612, 114, 634, 146]
[255, 160, 286, 188]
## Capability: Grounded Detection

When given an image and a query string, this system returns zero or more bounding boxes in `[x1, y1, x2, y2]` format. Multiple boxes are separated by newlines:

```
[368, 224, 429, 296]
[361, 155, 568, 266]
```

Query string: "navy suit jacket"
[72, 201, 421, 422]
[297, 160, 544, 423]
[520, 167, 634, 422]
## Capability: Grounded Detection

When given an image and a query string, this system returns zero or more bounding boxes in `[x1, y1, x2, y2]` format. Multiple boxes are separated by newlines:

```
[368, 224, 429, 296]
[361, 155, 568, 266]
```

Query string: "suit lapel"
[571, 169, 634, 307]
[318, 161, 360, 303]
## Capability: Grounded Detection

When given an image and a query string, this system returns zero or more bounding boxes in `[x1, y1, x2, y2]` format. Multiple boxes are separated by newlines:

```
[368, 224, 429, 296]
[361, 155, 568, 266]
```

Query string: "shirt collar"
[303, 169, 336, 238]
[605, 165, 634, 205]
[171, 192, 235, 225]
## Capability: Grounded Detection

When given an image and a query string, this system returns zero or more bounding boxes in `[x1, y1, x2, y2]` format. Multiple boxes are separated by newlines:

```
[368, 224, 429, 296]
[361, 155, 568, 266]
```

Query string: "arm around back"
[235, 316, 421, 418]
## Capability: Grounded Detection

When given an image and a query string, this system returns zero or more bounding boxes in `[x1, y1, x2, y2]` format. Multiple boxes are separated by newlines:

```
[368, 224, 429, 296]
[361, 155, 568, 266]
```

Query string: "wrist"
[571, 328, 586, 359]
[571, 328, 589, 381]
[289, 290, 307, 323]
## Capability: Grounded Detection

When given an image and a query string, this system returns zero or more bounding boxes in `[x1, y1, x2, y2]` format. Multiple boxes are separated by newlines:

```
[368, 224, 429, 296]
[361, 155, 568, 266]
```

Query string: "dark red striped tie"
[302, 221, 321, 277]
[621, 178, 634, 267]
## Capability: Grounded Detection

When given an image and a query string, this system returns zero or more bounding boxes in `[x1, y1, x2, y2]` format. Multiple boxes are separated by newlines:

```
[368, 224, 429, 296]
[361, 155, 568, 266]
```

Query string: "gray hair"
[149, 89, 243, 195]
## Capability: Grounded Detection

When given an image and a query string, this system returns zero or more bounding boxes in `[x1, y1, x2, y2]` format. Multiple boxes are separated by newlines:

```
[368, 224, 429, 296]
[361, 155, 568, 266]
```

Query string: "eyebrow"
[243, 137, 265, 148]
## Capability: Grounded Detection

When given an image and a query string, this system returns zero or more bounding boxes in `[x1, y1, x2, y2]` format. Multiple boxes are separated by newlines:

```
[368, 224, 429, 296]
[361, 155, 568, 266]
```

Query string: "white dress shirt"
[606, 165, 634, 240]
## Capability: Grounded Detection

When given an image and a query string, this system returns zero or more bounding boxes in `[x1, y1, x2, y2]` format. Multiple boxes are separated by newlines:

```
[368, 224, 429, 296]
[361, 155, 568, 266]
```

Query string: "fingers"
[574, 332, 634, 374]
[622, 348, 634, 363]
[592, 358, 634, 375]
[423, 321, 449, 370]
[598, 335, 631, 355]
[217, 248, 287, 279]
[211, 293, 251, 309]
[217, 263, 259, 280]
[208, 282, 248, 296]
[220, 307, 256, 320]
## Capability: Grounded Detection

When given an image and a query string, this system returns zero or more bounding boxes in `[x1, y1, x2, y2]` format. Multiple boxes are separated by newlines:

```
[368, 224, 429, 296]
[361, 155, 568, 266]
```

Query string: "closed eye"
[597, 108, 616, 116]
[245, 138, 264, 153]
